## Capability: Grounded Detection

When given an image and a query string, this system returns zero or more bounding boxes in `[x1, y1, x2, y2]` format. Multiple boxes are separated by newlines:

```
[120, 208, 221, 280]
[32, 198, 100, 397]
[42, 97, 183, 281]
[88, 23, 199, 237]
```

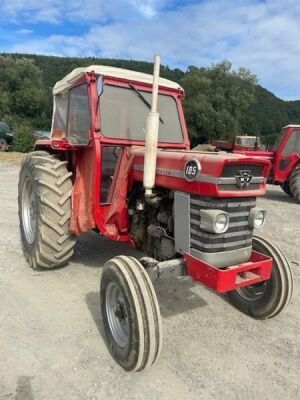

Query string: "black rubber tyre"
[100, 255, 162, 372]
[227, 235, 293, 319]
[290, 165, 300, 203]
[280, 181, 292, 197]
[18, 151, 76, 269]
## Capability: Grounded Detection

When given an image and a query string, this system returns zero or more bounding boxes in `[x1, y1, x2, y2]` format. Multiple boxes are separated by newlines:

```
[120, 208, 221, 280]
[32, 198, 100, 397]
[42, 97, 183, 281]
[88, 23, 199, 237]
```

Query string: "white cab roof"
[282, 124, 300, 128]
[53, 65, 183, 95]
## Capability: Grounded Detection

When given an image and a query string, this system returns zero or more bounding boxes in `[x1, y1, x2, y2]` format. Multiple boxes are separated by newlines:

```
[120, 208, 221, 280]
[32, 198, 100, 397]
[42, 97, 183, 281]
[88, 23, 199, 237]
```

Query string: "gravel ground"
[0, 160, 299, 400]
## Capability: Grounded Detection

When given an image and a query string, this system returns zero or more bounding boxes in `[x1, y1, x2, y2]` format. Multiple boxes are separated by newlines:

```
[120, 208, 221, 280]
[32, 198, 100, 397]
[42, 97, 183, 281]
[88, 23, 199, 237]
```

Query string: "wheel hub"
[105, 282, 130, 348]
[22, 177, 37, 245]
[236, 280, 268, 302]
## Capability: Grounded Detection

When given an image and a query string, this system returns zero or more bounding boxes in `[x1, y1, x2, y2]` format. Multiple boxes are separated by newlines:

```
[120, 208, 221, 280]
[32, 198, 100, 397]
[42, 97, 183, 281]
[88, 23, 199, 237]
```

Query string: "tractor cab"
[49, 65, 189, 149]
[272, 125, 300, 182]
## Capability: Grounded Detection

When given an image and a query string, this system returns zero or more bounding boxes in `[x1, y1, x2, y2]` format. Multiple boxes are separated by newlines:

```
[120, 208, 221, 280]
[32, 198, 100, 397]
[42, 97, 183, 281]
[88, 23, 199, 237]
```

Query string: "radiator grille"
[190, 196, 255, 253]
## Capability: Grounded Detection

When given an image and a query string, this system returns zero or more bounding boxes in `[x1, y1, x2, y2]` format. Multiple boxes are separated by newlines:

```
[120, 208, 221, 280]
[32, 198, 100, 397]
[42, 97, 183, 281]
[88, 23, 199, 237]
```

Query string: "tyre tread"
[290, 166, 300, 203]
[18, 151, 76, 269]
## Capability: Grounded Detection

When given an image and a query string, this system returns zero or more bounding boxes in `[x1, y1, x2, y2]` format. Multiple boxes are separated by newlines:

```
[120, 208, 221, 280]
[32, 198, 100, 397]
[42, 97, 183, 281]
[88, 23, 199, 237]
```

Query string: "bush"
[12, 125, 36, 153]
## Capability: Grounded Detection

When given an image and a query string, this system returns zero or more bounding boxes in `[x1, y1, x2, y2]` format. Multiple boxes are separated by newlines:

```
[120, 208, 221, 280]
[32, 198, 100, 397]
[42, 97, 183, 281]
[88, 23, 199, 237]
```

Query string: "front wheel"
[100, 256, 162, 371]
[227, 236, 293, 319]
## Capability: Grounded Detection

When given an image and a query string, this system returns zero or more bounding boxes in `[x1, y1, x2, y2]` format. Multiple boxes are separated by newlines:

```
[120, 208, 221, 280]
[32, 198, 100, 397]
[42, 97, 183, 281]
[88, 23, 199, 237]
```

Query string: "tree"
[181, 61, 257, 145]
[0, 56, 49, 131]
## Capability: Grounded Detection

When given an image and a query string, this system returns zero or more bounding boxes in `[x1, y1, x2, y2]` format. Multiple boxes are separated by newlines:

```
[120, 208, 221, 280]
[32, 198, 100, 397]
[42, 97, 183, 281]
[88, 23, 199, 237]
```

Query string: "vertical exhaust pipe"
[143, 54, 161, 197]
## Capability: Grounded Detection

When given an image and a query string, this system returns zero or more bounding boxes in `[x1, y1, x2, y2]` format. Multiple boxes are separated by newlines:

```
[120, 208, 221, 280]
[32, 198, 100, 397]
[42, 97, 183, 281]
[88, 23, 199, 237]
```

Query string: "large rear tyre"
[18, 151, 76, 269]
[100, 256, 162, 372]
[290, 166, 300, 203]
[227, 236, 293, 319]
[280, 181, 292, 197]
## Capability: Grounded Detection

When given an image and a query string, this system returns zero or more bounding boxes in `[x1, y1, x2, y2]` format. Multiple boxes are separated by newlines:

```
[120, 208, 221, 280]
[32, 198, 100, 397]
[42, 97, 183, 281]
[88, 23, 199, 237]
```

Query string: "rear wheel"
[290, 166, 300, 203]
[100, 256, 162, 371]
[18, 151, 76, 269]
[227, 236, 293, 319]
[280, 181, 292, 197]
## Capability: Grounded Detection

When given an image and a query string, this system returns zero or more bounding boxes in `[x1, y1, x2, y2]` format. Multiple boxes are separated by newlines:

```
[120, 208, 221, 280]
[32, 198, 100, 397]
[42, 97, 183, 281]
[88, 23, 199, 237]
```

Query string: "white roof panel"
[282, 124, 300, 128]
[53, 65, 183, 95]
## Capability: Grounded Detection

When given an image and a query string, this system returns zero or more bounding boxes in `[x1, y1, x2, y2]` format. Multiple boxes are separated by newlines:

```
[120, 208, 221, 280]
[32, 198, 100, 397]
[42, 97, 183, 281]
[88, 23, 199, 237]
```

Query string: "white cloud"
[3, 0, 300, 99]
[16, 29, 33, 34]
[0, 0, 164, 24]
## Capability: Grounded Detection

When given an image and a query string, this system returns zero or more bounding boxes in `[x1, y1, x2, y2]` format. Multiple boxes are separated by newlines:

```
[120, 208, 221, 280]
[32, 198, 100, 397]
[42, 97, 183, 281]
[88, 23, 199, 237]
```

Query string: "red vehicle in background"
[233, 126, 300, 202]
[212, 136, 261, 152]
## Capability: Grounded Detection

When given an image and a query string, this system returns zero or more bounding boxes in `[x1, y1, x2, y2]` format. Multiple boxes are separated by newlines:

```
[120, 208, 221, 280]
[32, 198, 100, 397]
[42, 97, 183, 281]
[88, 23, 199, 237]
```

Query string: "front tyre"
[100, 256, 162, 372]
[290, 165, 300, 203]
[227, 236, 293, 319]
[18, 151, 76, 269]
[280, 181, 292, 197]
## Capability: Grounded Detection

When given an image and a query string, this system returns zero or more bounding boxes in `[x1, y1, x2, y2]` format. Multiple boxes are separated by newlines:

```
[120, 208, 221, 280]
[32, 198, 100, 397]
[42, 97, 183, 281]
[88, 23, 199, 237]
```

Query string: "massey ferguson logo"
[235, 170, 252, 188]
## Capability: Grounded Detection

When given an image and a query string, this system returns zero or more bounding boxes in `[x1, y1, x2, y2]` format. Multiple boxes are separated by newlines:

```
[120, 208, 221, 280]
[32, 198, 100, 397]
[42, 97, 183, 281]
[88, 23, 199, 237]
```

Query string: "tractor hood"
[131, 149, 271, 197]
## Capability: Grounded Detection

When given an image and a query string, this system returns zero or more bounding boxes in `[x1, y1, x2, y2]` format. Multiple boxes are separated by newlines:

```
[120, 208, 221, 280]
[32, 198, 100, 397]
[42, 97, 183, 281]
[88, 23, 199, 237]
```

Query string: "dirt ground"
[0, 152, 25, 166]
[0, 160, 299, 400]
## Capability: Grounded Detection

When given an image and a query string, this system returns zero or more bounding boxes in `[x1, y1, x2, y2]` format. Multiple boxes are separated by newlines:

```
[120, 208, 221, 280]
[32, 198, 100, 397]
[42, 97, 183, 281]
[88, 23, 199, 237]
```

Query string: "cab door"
[100, 146, 123, 204]
[274, 128, 300, 181]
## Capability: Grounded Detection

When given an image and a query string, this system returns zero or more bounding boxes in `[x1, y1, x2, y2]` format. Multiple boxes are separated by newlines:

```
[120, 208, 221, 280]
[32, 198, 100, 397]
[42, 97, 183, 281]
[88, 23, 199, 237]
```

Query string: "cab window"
[282, 130, 300, 155]
[67, 84, 91, 145]
[100, 84, 183, 143]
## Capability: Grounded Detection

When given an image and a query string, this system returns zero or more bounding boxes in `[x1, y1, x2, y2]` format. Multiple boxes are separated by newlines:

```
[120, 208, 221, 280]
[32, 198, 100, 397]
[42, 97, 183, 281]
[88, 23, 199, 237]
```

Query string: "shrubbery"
[12, 125, 36, 153]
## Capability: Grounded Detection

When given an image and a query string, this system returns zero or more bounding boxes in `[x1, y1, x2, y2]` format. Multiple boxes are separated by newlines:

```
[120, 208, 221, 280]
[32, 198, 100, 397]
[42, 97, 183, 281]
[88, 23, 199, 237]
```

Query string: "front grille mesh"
[190, 196, 255, 253]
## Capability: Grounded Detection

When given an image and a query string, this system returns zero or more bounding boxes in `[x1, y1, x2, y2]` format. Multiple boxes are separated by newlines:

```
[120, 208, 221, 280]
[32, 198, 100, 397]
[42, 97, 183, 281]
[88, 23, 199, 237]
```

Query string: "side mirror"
[97, 76, 103, 96]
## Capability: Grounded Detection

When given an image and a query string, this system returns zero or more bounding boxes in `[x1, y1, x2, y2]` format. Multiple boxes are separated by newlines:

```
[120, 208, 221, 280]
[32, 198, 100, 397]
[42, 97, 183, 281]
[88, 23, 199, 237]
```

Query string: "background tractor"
[232, 126, 300, 202]
[212, 135, 261, 152]
[18, 56, 293, 372]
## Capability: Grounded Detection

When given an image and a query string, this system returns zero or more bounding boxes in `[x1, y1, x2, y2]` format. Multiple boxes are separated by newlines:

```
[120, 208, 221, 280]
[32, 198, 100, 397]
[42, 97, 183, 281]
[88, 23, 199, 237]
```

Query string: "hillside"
[1, 53, 300, 144]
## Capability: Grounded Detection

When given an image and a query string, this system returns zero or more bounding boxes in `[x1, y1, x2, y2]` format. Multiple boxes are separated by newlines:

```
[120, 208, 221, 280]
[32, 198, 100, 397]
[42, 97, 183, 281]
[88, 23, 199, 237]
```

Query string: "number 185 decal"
[184, 159, 201, 181]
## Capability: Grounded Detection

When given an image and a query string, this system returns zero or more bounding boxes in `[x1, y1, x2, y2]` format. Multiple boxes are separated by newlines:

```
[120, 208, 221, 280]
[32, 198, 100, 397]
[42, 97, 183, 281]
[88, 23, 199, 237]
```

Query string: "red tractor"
[18, 56, 293, 372]
[212, 136, 261, 152]
[233, 126, 300, 202]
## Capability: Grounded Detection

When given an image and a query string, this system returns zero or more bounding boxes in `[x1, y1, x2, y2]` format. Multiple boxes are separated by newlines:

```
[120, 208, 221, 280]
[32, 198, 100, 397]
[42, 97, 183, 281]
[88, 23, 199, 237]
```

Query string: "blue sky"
[0, 0, 299, 100]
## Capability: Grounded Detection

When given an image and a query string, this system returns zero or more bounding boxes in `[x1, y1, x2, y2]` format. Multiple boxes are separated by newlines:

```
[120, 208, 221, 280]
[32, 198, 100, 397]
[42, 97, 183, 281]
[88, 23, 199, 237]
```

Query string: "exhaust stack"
[143, 54, 161, 197]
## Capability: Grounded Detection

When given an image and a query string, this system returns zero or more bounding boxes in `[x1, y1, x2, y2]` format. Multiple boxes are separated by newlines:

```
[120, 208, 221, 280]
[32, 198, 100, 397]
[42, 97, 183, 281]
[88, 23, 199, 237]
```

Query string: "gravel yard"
[0, 159, 299, 400]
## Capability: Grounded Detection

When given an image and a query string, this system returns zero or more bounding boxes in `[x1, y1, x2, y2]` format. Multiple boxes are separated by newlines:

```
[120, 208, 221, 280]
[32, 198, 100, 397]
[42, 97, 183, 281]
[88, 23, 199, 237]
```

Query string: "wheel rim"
[22, 177, 37, 245]
[105, 282, 130, 348]
[236, 280, 269, 302]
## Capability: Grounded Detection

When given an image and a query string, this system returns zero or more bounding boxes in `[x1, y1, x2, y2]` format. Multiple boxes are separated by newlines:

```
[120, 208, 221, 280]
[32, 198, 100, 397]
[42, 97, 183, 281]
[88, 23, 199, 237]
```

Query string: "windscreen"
[282, 130, 300, 155]
[100, 84, 183, 143]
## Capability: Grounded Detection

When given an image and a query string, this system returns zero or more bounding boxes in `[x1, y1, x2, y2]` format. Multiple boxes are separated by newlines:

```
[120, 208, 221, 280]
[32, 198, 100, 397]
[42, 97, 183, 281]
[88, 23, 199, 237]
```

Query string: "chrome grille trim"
[190, 196, 255, 253]
[191, 237, 253, 249]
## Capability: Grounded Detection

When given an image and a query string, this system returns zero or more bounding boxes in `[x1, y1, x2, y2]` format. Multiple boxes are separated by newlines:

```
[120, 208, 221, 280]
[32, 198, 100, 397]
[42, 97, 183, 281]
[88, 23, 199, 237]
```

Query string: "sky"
[0, 0, 299, 100]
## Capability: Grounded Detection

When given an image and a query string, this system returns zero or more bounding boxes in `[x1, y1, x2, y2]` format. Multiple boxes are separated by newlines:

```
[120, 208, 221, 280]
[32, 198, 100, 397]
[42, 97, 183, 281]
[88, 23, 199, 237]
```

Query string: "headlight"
[200, 209, 229, 234]
[249, 208, 266, 229]
[215, 214, 229, 233]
